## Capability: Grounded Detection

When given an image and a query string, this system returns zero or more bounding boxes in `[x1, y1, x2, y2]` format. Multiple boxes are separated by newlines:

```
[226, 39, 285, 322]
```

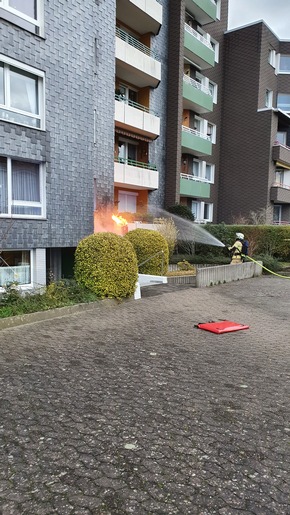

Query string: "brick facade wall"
[0, 0, 115, 250]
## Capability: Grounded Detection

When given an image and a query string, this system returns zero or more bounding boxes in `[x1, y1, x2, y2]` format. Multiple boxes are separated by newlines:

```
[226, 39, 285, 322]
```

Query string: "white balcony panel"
[115, 101, 160, 138]
[116, 37, 161, 88]
[114, 162, 159, 190]
[117, 0, 162, 35]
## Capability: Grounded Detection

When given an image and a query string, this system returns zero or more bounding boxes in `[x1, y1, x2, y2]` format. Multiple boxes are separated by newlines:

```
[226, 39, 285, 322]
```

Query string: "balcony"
[114, 158, 159, 189]
[116, 27, 161, 88]
[184, 24, 215, 70]
[270, 183, 290, 203]
[272, 142, 290, 168]
[116, 0, 162, 35]
[185, 0, 217, 24]
[181, 126, 212, 157]
[115, 95, 160, 139]
[183, 74, 213, 114]
[180, 174, 210, 198]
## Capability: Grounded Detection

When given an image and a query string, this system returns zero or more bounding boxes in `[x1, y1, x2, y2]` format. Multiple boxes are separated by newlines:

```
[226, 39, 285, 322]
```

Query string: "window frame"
[278, 54, 290, 74]
[191, 200, 213, 223]
[0, 0, 44, 36]
[118, 190, 138, 213]
[0, 54, 45, 130]
[268, 49, 276, 68]
[277, 93, 290, 113]
[0, 249, 33, 289]
[0, 157, 46, 219]
[265, 89, 273, 108]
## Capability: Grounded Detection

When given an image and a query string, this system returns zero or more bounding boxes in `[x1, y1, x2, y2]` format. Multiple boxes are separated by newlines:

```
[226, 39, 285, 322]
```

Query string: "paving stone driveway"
[0, 276, 290, 515]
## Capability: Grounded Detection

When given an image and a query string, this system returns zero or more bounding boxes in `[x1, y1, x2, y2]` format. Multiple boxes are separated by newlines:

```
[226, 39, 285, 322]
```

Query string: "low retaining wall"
[167, 275, 196, 285]
[195, 261, 262, 288]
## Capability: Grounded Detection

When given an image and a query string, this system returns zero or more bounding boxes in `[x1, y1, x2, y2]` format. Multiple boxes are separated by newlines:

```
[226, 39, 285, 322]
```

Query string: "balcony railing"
[272, 182, 290, 190]
[184, 24, 212, 50]
[182, 125, 211, 141]
[115, 94, 158, 116]
[114, 157, 157, 170]
[180, 173, 210, 183]
[116, 27, 160, 61]
[183, 74, 212, 96]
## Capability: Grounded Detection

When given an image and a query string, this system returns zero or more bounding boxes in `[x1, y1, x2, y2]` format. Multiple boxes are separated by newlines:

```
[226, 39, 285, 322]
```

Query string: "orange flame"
[112, 214, 128, 227]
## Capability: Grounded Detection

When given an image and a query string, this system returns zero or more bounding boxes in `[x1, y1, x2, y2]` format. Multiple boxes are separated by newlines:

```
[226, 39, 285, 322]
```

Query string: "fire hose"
[243, 255, 290, 279]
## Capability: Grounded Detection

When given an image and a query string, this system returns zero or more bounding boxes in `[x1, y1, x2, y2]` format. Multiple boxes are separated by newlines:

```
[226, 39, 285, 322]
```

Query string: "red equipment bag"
[197, 320, 249, 334]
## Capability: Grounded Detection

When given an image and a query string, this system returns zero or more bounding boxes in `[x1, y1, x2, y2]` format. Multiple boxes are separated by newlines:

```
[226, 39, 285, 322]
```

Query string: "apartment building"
[0, 0, 169, 289]
[165, 0, 227, 224]
[114, 0, 166, 216]
[0, 0, 117, 288]
[0, 0, 229, 290]
[219, 21, 290, 224]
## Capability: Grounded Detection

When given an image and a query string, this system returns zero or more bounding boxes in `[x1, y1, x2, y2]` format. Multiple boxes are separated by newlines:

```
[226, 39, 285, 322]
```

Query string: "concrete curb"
[0, 301, 107, 331]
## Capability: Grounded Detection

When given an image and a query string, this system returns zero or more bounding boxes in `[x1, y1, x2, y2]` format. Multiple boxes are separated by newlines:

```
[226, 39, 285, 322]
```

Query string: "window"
[208, 80, 218, 103]
[0, 250, 31, 287]
[0, 0, 43, 36]
[275, 169, 284, 185]
[268, 49, 276, 68]
[206, 122, 216, 144]
[214, 0, 221, 20]
[118, 83, 138, 107]
[205, 163, 214, 183]
[118, 191, 138, 213]
[265, 89, 273, 108]
[118, 138, 138, 164]
[273, 205, 282, 224]
[191, 201, 213, 223]
[277, 93, 290, 112]
[192, 160, 200, 177]
[279, 55, 290, 73]
[191, 160, 214, 183]
[0, 157, 45, 218]
[210, 38, 219, 63]
[0, 55, 45, 128]
[276, 131, 287, 145]
[203, 202, 213, 222]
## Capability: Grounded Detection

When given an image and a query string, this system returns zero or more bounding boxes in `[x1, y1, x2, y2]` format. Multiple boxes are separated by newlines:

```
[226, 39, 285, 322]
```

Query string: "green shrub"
[204, 224, 290, 260]
[0, 279, 102, 319]
[74, 232, 138, 299]
[167, 204, 195, 221]
[125, 228, 169, 275]
[177, 260, 195, 271]
[252, 253, 282, 274]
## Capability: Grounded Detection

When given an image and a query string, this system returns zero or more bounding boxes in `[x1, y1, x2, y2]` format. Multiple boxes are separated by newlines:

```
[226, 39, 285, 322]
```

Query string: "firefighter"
[228, 232, 244, 264]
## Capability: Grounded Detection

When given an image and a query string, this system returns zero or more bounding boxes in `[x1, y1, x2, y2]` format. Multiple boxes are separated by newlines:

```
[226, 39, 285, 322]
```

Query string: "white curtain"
[0, 64, 4, 105]
[12, 161, 40, 201]
[0, 265, 30, 286]
[10, 68, 38, 114]
[0, 158, 8, 214]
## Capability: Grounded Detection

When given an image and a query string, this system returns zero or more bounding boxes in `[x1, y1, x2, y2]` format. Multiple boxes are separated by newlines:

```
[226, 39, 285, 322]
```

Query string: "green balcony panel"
[182, 130, 212, 157]
[184, 30, 215, 70]
[187, 0, 217, 24]
[180, 177, 210, 198]
[183, 81, 213, 113]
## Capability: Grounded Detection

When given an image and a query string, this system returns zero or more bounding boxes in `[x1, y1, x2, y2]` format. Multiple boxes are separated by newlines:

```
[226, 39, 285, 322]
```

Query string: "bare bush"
[155, 218, 178, 259]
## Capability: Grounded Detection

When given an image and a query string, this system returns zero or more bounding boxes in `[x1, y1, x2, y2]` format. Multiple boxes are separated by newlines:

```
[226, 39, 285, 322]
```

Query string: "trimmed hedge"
[196, 224, 290, 260]
[74, 232, 138, 299]
[125, 228, 169, 275]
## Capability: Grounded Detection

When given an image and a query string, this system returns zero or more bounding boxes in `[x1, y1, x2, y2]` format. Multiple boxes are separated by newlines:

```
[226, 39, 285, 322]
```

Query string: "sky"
[228, 0, 290, 39]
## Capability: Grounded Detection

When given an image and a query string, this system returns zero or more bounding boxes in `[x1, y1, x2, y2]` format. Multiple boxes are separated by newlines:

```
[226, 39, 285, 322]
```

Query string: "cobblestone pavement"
[0, 276, 290, 515]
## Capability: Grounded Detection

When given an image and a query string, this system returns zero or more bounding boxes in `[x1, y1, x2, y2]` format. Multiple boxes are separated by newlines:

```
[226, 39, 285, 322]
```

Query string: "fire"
[112, 214, 128, 227]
